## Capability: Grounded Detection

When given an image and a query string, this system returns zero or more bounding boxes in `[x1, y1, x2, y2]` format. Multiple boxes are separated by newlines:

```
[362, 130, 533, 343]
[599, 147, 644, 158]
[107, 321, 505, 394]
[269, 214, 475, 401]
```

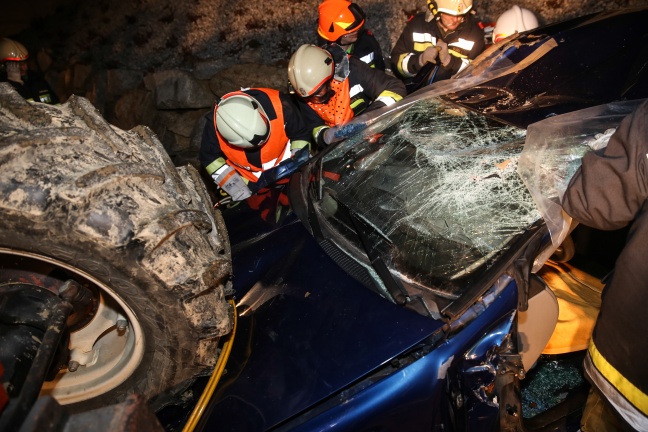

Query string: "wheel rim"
[0, 248, 145, 405]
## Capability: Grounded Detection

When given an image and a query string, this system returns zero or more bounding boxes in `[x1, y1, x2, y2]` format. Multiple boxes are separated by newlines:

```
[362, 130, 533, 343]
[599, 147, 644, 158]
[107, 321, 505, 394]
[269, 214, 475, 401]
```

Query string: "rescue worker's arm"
[562, 101, 648, 230]
[293, 97, 333, 149]
[440, 18, 485, 76]
[199, 109, 252, 201]
[353, 58, 406, 112]
[280, 93, 313, 155]
[390, 16, 425, 78]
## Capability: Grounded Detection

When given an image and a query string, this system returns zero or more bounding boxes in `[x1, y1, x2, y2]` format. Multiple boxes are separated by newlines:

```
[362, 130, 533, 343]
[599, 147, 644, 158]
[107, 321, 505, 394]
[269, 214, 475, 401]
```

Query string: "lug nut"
[68, 360, 80, 372]
[116, 319, 128, 332]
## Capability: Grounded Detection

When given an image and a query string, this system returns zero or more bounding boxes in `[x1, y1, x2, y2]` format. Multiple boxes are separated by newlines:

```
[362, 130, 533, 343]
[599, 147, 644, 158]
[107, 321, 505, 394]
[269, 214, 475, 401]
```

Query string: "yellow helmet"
[0, 38, 29, 62]
[428, 0, 472, 16]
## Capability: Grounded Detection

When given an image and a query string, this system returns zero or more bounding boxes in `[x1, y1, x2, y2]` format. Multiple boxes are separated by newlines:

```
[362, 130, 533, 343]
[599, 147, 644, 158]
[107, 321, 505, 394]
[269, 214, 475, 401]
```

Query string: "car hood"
[202, 206, 444, 431]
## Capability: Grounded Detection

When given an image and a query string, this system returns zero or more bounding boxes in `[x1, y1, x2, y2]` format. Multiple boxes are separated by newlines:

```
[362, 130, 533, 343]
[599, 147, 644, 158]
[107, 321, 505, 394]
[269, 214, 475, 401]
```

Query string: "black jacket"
[317, 28, 385, 71]
[391, 12, 484, 92]
[4, 70, 59, 104]
[562, 99, 648, 429]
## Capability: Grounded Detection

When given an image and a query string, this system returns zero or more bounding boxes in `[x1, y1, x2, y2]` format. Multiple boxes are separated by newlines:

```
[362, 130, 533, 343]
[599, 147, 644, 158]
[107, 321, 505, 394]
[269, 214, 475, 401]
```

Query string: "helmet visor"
[306, 80, 334, 104]
[345, 3, 366, 33]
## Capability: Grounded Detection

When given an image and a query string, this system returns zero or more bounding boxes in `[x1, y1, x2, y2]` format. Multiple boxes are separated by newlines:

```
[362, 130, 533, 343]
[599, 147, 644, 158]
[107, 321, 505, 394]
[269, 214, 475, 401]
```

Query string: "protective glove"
[436, 40, 451, 67]
[322, 126, 344, 146]
[212, 165, 252, 201]
[419, 46, 440, 66]
[323, 122, 368, 145]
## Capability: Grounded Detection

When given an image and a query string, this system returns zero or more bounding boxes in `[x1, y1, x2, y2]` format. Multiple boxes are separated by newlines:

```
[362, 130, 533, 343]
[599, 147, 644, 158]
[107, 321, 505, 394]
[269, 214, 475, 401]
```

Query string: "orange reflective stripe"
[307, 79, 354, 127]
[217, 168, 237, 187]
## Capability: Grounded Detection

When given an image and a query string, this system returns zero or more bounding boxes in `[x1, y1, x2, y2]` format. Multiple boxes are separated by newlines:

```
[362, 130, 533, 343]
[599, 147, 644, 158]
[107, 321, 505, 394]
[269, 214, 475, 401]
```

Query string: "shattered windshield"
[311, 98, 541, 297]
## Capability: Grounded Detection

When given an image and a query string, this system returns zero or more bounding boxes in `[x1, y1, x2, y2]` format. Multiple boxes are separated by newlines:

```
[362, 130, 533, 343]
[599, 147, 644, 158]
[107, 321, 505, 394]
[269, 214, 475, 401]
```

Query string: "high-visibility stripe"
[349, 84, 363, 97]
[588, 342, 648, 415]
[397, 53, 415, 77]
[412, 32, 436, 44]
[290, 139, 309, 151]
[350, 98, 364, 109]
[217, 168, 237, 187]
[313, 125, 328, 142]
[376, 90, 403, 107]
[205, 157, 228, 175]
[359, 52, 374, 64]
[413, 42, 433, 52]
[449, 38, 475, 51]
[448, 49, 467, 59]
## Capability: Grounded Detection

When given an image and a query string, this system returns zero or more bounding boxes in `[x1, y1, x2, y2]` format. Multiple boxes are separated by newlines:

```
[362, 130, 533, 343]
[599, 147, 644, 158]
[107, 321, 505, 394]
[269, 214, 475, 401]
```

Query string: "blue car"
[198, 7, 648, 432]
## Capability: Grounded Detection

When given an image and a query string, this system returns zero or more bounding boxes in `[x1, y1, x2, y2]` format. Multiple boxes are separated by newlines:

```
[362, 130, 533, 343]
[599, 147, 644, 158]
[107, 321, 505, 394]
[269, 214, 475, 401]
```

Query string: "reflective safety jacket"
[391, 11, 485, 84]
[562, 99, 648, 430]
[199, 88, 312, 183]
[300, 55, 406, 146]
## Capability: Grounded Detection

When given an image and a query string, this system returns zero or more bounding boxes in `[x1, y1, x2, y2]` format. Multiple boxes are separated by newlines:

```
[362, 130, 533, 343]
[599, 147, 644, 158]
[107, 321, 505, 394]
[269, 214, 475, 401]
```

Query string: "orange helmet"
[317, 0, 366, 42]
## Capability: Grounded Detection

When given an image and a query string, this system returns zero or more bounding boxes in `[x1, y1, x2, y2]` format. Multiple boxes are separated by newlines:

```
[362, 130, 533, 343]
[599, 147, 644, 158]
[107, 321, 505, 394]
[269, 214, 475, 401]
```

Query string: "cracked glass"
[314, 98, 541, 297]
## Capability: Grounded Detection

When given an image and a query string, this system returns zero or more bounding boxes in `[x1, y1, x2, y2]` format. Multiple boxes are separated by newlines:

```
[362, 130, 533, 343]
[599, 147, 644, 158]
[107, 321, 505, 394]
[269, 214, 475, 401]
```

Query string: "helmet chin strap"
[427, 0, 439, 18]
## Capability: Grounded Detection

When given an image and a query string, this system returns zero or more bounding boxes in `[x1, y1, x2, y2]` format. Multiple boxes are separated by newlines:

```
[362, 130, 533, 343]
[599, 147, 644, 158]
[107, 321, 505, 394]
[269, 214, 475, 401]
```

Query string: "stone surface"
[4, 0, 645, 170]
[150, 70, 214, 110]
[208, 63, 289, 96]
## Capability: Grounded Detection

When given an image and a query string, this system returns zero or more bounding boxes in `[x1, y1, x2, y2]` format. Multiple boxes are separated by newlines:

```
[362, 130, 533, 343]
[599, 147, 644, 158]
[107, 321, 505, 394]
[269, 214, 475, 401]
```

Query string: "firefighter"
[199, 88, 313, 201]
[316, 0, 385, 71]
[390, 0, 485, 93]
[0, 37, 59, 104]
[288, 43, 405, 148]
[492, 5, 539, 43]
[561, 99, 648, 431]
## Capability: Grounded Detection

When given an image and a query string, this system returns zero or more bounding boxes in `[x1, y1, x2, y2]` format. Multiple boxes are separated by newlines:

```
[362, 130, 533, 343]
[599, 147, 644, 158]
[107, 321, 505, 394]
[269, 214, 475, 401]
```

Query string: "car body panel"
[203, 212, 446, 431]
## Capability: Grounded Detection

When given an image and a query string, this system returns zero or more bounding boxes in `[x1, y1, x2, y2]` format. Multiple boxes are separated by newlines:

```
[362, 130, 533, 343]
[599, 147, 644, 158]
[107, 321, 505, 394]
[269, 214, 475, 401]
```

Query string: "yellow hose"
[182, 298, 238, 432]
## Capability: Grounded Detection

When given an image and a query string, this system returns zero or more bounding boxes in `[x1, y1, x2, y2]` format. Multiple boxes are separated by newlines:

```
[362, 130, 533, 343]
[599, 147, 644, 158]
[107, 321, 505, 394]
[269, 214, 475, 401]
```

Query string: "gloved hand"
[436, 40, 451, 67]
[212, 166, 252, 201]
[419, 46, 440, 66]
[323, 126, 344, 146]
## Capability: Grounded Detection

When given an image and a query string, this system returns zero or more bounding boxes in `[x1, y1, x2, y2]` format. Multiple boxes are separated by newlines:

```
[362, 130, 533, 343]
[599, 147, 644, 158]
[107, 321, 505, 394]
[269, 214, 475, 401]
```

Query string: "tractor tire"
[0, 83, 233, 412]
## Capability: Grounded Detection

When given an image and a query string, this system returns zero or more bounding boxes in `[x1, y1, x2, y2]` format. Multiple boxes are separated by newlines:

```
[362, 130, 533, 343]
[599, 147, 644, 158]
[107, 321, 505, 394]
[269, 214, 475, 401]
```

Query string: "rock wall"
[12, 0, 646, 168]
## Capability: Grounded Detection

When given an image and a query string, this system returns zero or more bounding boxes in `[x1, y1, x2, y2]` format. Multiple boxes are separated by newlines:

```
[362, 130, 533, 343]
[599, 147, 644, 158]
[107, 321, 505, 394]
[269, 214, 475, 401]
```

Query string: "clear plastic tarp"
[307, 26, 644, 298]
[517, 98, 645, 269]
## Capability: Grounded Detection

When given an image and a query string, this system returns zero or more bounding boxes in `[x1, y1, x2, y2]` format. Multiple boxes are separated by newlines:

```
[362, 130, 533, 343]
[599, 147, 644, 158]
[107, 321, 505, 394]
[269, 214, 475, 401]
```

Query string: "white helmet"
[430, 0, 472, 16]
[215, 93, 270, 149]
[0, 37, 29, 62]
[493, 5, 539, 43]
[288, 44, 335, 97]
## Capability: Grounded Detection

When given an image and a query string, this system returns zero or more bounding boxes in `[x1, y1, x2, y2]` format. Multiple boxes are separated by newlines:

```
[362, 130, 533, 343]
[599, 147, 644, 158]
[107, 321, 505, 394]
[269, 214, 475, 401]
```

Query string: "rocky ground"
[6, 0, 647, 167]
